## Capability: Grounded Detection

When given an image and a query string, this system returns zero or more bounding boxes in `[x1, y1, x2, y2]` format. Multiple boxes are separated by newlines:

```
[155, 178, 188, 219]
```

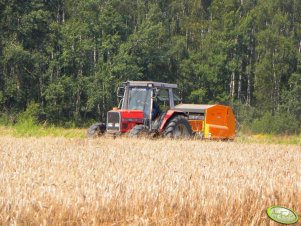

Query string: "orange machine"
[174, 104, 236, 139]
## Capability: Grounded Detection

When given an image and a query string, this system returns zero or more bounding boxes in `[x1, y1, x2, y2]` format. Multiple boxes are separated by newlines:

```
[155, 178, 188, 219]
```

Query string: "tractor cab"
[107, 81, 180, 134]
[120, 81, 180, 114]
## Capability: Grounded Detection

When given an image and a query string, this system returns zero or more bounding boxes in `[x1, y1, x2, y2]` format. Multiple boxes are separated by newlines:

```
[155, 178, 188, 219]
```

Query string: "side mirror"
[117, 87, 125, 98]
[118, 98, 123, 109]
[116, 87, 125, 109]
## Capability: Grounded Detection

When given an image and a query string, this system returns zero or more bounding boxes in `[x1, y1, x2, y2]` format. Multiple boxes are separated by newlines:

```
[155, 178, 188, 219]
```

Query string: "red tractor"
[87, 81, 236, 139]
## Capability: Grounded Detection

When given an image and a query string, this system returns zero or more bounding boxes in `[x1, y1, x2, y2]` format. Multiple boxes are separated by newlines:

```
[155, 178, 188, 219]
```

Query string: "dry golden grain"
[0, 136, 300, 225]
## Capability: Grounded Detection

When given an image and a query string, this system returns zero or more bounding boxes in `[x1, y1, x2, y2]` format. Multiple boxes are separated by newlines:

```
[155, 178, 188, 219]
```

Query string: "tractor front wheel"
[128, 125, 146, 137]
[164, 115, 192, 138]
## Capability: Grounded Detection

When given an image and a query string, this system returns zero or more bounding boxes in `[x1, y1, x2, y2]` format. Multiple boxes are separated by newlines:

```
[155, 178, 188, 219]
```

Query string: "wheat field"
[0, 136, 300, 225]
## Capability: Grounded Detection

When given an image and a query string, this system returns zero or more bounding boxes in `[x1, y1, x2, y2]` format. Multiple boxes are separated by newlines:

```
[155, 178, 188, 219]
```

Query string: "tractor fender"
[159, 110, 188, 132]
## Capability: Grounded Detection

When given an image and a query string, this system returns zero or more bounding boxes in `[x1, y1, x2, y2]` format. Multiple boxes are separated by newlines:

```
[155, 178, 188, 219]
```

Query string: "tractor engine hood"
[107, 109, 144, 133]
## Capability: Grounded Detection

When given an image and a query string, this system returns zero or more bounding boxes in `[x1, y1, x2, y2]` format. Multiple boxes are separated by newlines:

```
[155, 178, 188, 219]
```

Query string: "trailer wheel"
[164, 115, 192, 138]
[87, 123, 106, 138]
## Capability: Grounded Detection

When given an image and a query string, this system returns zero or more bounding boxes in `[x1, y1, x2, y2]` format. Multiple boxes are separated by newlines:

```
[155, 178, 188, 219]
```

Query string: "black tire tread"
[87, 123, 106, 138]
[128, 125, 145, 137]
[164, 115, 192, 138]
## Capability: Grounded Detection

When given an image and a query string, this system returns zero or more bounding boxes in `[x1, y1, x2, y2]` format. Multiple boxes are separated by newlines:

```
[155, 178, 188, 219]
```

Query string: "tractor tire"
[128, 125, 146, 138]
[87, 123, 106, 138]
[164, 115, 192, 138]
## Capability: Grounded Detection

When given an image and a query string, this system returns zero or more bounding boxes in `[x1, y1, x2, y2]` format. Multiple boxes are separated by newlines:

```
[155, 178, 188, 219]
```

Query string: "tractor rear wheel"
[87, 123, 106, 138]
[164, 115, 192, 138]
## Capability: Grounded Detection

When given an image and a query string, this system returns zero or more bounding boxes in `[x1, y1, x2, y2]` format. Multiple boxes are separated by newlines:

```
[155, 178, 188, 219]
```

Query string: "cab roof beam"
[123, 81, 177, 89]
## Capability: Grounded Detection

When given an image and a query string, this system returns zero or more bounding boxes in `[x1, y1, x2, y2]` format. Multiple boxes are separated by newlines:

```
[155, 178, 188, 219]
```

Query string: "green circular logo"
[267, 206, 299, 225]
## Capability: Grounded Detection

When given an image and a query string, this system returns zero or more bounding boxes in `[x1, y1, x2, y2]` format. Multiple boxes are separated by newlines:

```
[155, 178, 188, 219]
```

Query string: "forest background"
[0, 0, 300, 134]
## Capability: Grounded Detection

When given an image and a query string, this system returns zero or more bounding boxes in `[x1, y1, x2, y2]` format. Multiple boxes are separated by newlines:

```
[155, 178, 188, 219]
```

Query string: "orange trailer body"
[174, 104, 236, 139]
[204, 105, 236, 139]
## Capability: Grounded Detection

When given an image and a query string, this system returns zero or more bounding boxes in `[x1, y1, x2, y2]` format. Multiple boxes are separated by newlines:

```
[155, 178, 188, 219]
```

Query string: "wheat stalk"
[0, 136, 300, 225]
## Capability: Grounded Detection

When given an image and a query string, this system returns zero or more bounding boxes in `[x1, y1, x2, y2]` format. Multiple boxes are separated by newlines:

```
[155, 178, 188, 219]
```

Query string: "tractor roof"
[124, 81, 177, 89]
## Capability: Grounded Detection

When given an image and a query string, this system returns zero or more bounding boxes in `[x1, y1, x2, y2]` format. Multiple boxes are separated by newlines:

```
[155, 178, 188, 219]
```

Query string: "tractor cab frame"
[115, 81, 179, 131]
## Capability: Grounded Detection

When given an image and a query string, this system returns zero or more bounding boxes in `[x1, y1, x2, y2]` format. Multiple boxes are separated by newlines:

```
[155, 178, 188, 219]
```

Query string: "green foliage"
[0, 0, 300, 134]
[17, 102, 40, 124]
[237, 133, 301, 145]
[0, 113, 10, 125]
[14, 102, 40, 134]
[189, 88, 207, 104]
[233, 103, 257, 127]
[11, 124, 85, 138]
[252, 111, 300, 134]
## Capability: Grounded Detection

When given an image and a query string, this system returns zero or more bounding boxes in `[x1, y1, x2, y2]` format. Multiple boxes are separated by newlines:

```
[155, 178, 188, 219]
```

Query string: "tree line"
[0, 0, 300, 133]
